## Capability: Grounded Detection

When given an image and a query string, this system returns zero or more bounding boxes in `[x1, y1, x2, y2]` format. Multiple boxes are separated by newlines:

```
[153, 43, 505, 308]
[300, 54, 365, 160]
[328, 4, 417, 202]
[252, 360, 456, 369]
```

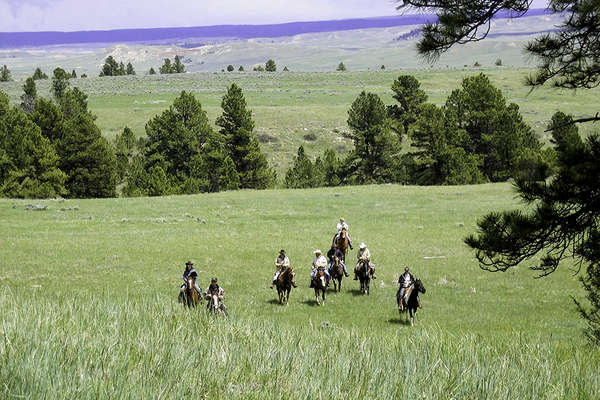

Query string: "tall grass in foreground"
[1, 289, 598, 399]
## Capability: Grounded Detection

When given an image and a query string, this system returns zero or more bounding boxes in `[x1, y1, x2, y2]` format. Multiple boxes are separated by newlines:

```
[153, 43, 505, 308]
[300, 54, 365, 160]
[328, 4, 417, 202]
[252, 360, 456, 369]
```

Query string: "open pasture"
[1, 69, 599, 176]
[1, 183, 599, 398]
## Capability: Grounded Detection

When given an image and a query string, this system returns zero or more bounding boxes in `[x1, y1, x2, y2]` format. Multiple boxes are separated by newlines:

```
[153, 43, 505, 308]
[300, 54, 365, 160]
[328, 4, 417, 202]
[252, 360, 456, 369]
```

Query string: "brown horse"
[333, 228, 349, 262]
[276, 267, 296, 305]
[183, 276, 199, 308]
[312, 267, 327, 305]
[330, 255, 344, 293]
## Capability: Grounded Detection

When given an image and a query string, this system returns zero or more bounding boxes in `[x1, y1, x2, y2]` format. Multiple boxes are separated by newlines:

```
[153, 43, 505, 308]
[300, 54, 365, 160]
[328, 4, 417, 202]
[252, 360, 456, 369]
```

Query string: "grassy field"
[1, 68, 599, 177]
[1, 183, 599, 398]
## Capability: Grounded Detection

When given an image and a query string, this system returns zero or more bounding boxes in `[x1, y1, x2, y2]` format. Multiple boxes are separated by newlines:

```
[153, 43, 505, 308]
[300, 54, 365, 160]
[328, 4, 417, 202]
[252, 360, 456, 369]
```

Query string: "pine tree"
[219, 156, 241, 190]
[160, 58, 174, 74]
[388, 75, 428, 135]
[285, 146, 317, 188]
[52, 67, 70, 99]
[444, 73, 540, 181]
[216, 83, 275, 189]
[344, 91, 401, 183]
[141, 91, 214, 194]
[227, 65, 234, 72]
[238, 66, 244, 72]
[20, 77, 37, 114]
[265, 59, 277, 72]
[0, 100, 66, 198]
[0, 65, 11, 82]
[114, 126, 136, 182]
[173, 56, 185, 73]
[126, 62, 136, 75]
[71, 69, 77, 78]
[31, 98, 65, 143]
[149, 67, 156, 75]
[336, 62, 347, 72]
[465, 111, 600, 342]
[59, 112, 117, 198]
[32, 68, 48, 80]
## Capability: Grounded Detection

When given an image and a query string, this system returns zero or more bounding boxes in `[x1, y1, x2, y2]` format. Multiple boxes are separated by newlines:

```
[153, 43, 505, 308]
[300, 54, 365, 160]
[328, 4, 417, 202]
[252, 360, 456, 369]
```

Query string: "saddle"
[400, 283, 414, 306]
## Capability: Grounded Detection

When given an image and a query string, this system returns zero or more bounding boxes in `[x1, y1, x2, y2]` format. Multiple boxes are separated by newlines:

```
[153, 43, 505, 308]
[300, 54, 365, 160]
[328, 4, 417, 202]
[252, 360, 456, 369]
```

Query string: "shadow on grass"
[388, 318, 408, 325]
[348, 289, 368, 297]
[266, 299, 281, 305]
[301, 299, 322, 307]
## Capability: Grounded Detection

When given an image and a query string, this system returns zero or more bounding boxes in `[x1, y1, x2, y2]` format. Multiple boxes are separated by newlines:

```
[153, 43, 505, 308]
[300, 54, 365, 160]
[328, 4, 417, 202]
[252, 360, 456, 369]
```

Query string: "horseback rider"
[398, 266, 421, 311]
[179, 260, 202, 297]
[354, 242, 376, 280]
[310, 249, 330, 287]
[332, 217, 353, 250]
[270, 249, 297, 289]
[327, 247, 349, 277]
[204, 277, 227, 313]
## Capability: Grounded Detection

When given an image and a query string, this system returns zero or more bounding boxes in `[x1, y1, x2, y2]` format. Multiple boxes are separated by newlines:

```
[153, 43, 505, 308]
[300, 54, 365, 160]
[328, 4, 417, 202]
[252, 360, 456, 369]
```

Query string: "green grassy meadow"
[2, 183, 599, 398]
[1, 68, 599, 176]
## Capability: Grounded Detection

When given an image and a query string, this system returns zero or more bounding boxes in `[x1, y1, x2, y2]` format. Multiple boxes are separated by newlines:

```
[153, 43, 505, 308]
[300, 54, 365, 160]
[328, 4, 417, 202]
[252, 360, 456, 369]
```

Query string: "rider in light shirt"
[311, 249, 330, 286]
[333, 217, 353, 250]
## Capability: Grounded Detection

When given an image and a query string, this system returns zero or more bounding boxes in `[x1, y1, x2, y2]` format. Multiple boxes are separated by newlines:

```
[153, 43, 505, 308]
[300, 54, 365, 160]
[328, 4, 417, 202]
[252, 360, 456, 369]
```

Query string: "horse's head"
[186, 276, 195, 289]
[415, 279, 426, 294]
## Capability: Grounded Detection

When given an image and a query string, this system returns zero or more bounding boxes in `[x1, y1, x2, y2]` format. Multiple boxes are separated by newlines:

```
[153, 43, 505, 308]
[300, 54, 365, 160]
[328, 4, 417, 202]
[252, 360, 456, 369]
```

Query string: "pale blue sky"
[0, 0, 550, 32]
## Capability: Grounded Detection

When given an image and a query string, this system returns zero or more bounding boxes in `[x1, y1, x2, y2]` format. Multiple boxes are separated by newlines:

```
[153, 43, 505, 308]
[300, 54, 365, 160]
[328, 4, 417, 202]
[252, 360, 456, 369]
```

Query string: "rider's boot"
[353, 273, 358, 280]
[344, 272, 349, 277]
[292, 280, 298, 288]
[309, 280, 314, 288]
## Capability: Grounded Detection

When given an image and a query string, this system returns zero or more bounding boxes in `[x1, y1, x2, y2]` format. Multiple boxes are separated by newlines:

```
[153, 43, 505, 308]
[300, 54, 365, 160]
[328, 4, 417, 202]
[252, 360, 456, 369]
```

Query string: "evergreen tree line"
[99, 56, 136, 77]
[1, 70, 275, 198]
[285, 73, 550, 188]
[117, 84, 275, 196]
[156, 56, 185, 74]
[1, 67, 116, 198]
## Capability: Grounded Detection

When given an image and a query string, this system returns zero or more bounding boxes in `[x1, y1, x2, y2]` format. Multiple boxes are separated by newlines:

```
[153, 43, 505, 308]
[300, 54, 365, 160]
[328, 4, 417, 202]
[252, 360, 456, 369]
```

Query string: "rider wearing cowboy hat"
[180, 260, 202, 297]
[310, 249, 330, 287]
[354, 242, 376, 280]
[270, 249, 296, 289]
[332, 217, 353, 250]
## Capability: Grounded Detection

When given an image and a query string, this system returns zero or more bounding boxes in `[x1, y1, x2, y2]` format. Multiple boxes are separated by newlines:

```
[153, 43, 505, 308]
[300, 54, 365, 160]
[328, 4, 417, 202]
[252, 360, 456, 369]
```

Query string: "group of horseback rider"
[269, 217, 376, 289]
[179, 217, 421, 310]
[179, 261, 226, 312]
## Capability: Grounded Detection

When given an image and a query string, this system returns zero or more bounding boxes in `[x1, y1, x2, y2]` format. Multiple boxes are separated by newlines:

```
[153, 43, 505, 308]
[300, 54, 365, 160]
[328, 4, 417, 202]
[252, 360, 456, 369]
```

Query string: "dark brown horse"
[312, 267, 327, 305]
[356, 259, 370, 295]
[330, 255, 344, 292]
[183, 276, 199, 308]
[276, 267, 296, 305]
[397, 279, 426, 326]
[333, 228, 349, 263]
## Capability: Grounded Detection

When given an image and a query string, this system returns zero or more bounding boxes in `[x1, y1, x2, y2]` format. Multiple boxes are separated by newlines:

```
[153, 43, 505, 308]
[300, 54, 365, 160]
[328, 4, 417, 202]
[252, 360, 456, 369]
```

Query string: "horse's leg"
[367, 279, 370, 296]
[410, 308, 414, 326]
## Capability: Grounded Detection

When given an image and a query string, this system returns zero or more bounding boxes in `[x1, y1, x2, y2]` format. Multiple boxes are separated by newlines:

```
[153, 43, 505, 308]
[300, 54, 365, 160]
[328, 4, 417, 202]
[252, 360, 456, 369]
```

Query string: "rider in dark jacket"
[327, 247, 349, 277]
[397, 266, 421, 310]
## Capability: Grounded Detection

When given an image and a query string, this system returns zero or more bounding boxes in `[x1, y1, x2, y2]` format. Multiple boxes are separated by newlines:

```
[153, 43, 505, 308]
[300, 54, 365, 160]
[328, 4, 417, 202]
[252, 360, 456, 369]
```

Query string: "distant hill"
[0, 9, 553, 49]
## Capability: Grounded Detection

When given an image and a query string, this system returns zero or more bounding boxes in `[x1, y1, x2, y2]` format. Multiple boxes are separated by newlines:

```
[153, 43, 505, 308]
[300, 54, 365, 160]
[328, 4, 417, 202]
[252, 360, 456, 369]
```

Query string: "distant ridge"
[0, 9, 552, 49]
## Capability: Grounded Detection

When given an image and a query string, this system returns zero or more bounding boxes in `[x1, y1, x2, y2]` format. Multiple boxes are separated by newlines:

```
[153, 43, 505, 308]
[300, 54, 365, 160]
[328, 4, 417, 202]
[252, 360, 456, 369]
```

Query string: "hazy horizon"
[1, 0, 550, 33]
